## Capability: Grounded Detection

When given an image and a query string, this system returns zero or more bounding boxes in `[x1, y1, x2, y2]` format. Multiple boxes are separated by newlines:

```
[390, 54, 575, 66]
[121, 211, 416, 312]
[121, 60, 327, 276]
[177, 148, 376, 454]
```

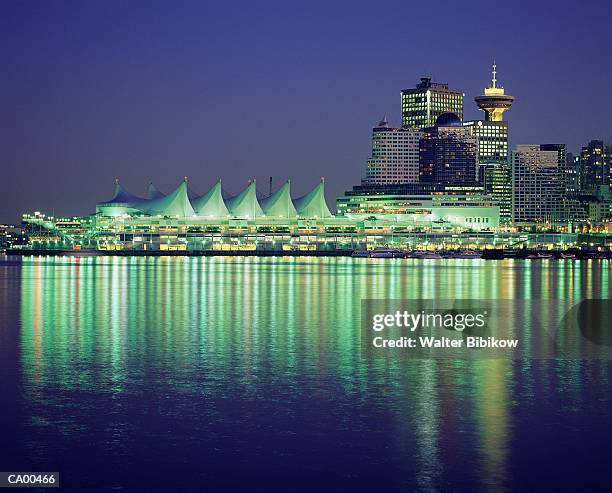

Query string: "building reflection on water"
[14, 256, 611, 491]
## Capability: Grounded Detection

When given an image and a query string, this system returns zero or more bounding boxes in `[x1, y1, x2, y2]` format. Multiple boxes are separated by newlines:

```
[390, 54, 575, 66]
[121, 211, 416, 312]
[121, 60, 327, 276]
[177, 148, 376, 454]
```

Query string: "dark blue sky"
[2, 0, 611, 221]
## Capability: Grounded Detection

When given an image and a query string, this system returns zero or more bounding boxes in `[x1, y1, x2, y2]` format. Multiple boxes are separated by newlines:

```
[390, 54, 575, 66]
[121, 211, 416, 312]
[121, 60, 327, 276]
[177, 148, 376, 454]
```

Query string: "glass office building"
[401, 77, 463, 129]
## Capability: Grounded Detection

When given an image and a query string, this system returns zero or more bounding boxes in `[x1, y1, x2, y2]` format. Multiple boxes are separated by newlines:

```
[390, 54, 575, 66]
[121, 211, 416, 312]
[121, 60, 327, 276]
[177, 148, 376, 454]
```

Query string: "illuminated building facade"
[511, 145, 563, 224]
[463, 120, 509, 166]
[463, 64, 514, 224]
[364, 116, 422, 184]
[579, 140, 612, 195]
[336, 182, 500, 230]
[563, 153, 581, 197]
[419, 113, 478, 183]
[478, 162, 511, 224]
[474, 63, 514, 122]
[401, 77, 463, 129]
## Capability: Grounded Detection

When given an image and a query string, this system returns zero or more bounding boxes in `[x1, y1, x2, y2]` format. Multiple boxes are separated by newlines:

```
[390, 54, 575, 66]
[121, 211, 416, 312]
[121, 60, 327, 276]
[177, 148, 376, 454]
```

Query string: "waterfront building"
[192, 180, 231, 218]
[336, 182, 499, 231]
[20, 178, 612, 252]
[96, 179, 332, 219]
[226, 180, 265, 219]
[419, 113, 478, 183]
[401, 77, 463, 129]
[538, 144, 589, 226]
[511, 145, 564, 225]
[579, 140, 612, 195]
[260, 180, 298, 218]
[586, 186, 612, 225]
[364, 116, 423, 184]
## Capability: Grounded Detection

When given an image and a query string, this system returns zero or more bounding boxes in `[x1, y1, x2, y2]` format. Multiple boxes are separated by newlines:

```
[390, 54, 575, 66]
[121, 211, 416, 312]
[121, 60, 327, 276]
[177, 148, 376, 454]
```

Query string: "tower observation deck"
[474, 63, 514, 121]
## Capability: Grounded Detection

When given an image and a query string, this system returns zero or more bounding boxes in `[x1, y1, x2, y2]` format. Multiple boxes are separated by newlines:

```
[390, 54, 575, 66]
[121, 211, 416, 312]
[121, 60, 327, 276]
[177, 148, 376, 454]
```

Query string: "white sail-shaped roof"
[226, 181, 264, 218]
[146, 182, 165, 200]
[96, 180, 146, 216]
[99, 181, 143, 206]
[260, 180, 297, 218]
[145, 181, 195, 217]
[293, 180, 333, 218]
[192, 181, 230, 218]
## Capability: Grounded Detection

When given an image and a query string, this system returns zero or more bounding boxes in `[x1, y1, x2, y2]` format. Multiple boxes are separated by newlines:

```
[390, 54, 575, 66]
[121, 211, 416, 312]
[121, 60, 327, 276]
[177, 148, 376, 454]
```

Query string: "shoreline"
[3, 248, 611, 260]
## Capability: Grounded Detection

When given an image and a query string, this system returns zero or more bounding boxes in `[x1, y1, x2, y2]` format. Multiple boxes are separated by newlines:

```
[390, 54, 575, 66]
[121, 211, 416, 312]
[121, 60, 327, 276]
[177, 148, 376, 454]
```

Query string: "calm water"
[0, 256, 611, 492]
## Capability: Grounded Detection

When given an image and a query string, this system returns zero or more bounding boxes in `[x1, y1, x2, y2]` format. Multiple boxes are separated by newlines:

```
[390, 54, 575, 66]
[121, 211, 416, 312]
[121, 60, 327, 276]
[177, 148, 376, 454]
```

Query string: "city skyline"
[2, 0, 612, 222]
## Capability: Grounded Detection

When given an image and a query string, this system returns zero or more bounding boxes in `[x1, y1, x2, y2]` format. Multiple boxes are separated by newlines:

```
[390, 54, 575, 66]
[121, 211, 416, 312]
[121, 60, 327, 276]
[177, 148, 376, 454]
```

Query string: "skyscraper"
[462, 122, 511, 224]
[401, 77, 463, 129]
[463, 120, 509, 166]
[540, 143, 569, 197]
[364, 116, 423, 185]
[563, 153, 581, 198]
[511, 145, 563, 225]
[477, 162, 512, 225]
[579, 140, 612, 195]
[419, 113, 478, 183]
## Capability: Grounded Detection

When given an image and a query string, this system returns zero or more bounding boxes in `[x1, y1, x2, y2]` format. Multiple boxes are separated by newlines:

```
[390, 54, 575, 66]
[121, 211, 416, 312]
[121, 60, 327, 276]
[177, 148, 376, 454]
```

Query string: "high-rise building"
[536, 144, 587, 225]
[463, 120, 509, 166]
[464, 64, 513, 224]
[511, 145, 563, 225]
[401, 77, 463, 129]
[364, 116, 423, 185]
[419, 113, 478, 183]
[462, 122, 510, 223]
[478, 162, 511, 225]
[579, 140, 612, 195]
[563, 153, 581, 198]
[540, 143, 571, 198]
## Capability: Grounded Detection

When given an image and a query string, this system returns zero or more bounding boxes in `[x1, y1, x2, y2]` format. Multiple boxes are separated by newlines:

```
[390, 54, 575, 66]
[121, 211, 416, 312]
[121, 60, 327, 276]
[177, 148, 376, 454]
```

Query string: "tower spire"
[492, 60, 497, 89]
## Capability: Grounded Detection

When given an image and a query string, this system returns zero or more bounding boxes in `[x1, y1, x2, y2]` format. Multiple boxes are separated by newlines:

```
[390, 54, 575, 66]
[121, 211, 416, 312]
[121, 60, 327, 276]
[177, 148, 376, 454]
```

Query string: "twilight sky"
[2, 0, 612, 221]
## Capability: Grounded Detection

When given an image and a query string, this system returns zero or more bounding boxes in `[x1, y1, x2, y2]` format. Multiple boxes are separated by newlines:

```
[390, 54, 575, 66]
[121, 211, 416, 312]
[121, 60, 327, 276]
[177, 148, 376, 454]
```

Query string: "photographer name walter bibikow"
[370, 310, 519, 350]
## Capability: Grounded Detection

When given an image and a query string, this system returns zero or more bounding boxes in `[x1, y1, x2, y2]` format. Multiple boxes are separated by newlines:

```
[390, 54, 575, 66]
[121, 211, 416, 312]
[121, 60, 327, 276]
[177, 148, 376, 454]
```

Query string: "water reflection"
[12, 256, 612, 491]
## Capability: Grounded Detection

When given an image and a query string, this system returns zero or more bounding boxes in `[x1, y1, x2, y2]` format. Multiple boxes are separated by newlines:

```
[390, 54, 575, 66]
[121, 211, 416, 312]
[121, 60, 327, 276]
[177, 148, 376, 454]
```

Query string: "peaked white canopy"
[192, 181, 230, 218]
[226, 181, 264, 219]
[260, 180, 297, 218]
[293, 180, 332, 218]
[145, 181, 195, 217]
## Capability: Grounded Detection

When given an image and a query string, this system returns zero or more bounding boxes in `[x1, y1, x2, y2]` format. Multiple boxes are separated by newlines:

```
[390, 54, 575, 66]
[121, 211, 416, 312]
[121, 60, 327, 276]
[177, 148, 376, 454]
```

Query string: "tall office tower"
[579, 140, 612, 195]
[462, 121, 511, 223]
[463, 120, 509, 165]
[419, 113, 478, 183]
[401, 77, 464, 129]
[538, 144, 587, 224]
[563, 153, 581, 198]
[478, 162, 511, 224]
[474, 62, 514, 122]
[511, 145, 564, 224]
[364, 116, 423, 185]
[540, 144, 565, 192]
